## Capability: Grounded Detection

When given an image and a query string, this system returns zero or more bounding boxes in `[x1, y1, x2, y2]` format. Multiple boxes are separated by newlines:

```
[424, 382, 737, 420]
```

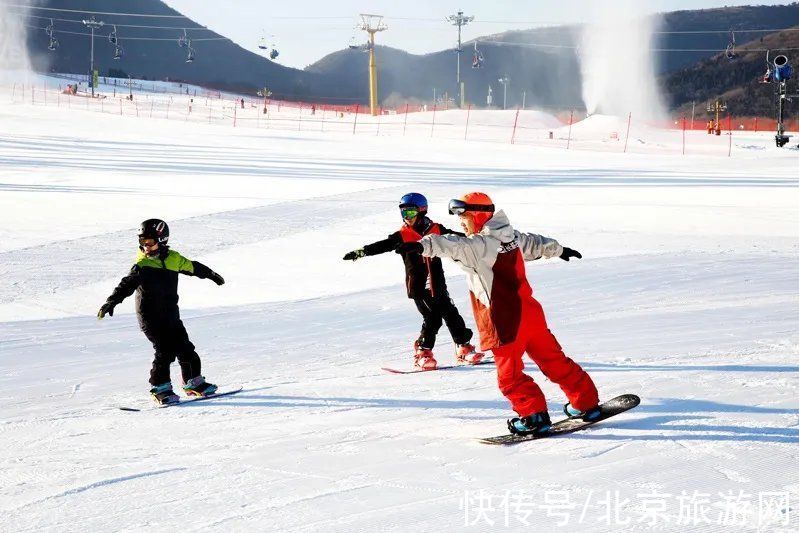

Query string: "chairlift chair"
[186, 40, 195, 63]
[725, 29, 737, 61]
[178, 29, 188, 48]
[348, 35, 360, 50]
[761, 49, 774, 83]
[45, 19, 58, 51]
[113, 43, 123, 60]
[472, 42, 484, 69]
[109, 25, 118, 45]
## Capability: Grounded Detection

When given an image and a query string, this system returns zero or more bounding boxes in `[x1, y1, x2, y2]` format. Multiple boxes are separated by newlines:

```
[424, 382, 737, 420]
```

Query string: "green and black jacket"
[105, 248, 218, 319]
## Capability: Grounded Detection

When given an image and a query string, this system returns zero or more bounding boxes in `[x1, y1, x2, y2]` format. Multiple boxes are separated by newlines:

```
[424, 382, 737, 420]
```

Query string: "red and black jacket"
[362, 217, 463, 299]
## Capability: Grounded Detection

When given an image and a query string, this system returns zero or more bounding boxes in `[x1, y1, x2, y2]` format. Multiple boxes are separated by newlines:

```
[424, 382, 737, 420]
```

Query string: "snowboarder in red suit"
[397, 192, 601, 434]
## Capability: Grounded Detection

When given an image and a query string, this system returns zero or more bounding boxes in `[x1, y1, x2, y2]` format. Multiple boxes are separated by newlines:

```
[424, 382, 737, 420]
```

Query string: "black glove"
[395, 242, 423, 255]
[343, 248, 366, 261]
[209, 272, 225, 286]
[559, 247, 582, 261]
[97, 302, 115, 319]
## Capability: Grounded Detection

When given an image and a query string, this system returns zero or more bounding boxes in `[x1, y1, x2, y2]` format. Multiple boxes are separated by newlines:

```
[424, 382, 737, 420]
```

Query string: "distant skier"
[97, 219, 226, 405]
[396, 192, 600, 434]
[343, 193, 482, 370]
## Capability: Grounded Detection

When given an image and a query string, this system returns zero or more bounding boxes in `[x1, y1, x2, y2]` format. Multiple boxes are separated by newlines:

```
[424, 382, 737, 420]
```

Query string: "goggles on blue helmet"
[399, 193, 427, 221]
[448, 199, 495, 216]
[400, 207, 420, 220]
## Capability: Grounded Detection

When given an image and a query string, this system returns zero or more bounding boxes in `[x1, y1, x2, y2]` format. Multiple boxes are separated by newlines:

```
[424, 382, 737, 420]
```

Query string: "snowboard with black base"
[381, 357, 494, 374]
[119, 387, 243, 412]
[479, 394, 640, 445]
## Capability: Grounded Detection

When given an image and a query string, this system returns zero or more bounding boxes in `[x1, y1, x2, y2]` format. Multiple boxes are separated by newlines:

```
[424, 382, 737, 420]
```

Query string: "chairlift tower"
[82, 16, 105, 97]
[446, 10, 474, 108]
[357, 14, 387, 116]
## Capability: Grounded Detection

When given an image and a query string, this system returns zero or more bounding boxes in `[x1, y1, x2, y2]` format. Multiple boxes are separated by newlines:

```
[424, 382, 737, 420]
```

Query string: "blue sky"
[164, 1, 796, 69]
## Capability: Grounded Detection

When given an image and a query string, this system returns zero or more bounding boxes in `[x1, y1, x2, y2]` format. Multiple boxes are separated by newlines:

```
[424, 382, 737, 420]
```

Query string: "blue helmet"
[399, 192, 428, 212]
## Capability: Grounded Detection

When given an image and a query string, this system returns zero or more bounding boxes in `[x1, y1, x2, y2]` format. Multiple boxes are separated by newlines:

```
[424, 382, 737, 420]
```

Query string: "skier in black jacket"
[98, 219, 225, 405]
[343, 193, 483, 370]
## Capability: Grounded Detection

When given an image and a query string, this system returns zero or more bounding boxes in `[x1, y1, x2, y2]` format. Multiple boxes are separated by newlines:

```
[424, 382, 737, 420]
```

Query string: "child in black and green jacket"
[98, 219, 225, 405]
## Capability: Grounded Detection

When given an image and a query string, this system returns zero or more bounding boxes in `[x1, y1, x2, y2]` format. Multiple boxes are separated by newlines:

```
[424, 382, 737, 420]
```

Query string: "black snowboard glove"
[343, 248, 366, 261]
[97, 302, 116, 319]
[209, 272, 225, 286]
[395, 242, 423, 255]
[559, 247, 582, 261]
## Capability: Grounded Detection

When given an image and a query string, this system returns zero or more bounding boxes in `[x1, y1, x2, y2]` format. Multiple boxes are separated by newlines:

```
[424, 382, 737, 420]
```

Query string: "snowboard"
[382, 357, 494, 374]
[478, 393, 640, 445]
[119, 387, 243, 412]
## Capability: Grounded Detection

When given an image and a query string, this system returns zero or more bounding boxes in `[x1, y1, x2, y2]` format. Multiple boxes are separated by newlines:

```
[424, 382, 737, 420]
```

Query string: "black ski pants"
[139, 315, 202, 386]
[413, 290, 472, 350]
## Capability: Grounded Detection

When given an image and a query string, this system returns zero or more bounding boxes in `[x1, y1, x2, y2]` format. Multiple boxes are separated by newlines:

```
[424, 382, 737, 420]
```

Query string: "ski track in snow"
[1, 94, 799, 531]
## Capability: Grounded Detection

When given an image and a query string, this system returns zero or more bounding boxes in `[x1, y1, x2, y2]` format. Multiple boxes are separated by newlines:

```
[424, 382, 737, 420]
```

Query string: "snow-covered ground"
[1, 84, 798, 532]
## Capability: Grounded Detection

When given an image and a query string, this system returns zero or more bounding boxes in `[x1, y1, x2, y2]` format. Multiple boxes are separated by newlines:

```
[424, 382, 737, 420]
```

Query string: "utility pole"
[446, 10, 473, 108]
[498, 76, 509, 110]
[706, 99, 726, 136]
[257, 86, 272, 114]
[357, 14, 387, 116]
[82, 16, 105, 98]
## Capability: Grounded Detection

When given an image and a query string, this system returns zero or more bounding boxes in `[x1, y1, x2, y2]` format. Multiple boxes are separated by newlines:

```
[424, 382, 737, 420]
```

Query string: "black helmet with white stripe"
[138, 218, 169, 247]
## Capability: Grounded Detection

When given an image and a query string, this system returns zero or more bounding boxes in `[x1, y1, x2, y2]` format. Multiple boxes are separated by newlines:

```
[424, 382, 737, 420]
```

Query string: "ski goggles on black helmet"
[448, 199, 495, 216]
[138, 237, 159, 251]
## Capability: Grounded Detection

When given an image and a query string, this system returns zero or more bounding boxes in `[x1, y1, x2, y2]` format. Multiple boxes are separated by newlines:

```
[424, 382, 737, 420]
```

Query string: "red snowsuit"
[420, 210, 598, 417]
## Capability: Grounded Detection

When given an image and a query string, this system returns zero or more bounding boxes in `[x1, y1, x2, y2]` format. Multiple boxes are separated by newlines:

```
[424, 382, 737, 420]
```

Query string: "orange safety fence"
[669, 116, 799, 132]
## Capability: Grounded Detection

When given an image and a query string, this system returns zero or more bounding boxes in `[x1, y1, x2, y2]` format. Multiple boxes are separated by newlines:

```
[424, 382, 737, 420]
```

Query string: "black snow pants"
[413, 290, 473, 350]
[140, 315, 202, 386]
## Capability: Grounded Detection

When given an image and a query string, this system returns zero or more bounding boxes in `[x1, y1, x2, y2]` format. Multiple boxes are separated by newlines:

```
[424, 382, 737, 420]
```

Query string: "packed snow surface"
[1, 81, 798, 532]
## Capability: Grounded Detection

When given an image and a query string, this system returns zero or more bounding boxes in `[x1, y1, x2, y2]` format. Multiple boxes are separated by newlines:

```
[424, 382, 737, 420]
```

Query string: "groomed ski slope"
[1, 96, 798, 533]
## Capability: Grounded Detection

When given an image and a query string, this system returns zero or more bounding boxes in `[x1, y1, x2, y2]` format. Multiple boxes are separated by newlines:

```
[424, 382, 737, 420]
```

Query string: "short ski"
[478, 394, 640, 445]
[119, 387, 243, 412]
[382, 358, 494, 374]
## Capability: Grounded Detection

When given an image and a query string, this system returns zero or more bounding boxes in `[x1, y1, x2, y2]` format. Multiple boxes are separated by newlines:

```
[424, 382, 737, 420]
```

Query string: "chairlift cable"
[478, 39, 799, 53]
[24, 24, 229, 41]
[11, 5, 799, 33]
[3, 3, 194, 18]
[23, 13, 209, 31]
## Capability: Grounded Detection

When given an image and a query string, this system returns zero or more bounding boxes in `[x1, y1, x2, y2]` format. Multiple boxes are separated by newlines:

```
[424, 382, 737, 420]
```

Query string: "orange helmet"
[448, 192, 495, 232]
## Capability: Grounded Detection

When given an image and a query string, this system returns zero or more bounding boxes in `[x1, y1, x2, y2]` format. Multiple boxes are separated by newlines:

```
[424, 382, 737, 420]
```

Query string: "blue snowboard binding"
[150, 382, 180, 405]
[183, 376, 218, 397]
[564, 402, 601, 421]
[507, 411, 552, 435]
